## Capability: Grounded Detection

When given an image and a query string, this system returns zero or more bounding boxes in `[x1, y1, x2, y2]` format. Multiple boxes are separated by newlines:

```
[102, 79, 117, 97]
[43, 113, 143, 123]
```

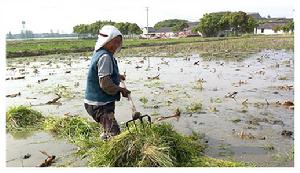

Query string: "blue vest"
[85, 48, 120, 103]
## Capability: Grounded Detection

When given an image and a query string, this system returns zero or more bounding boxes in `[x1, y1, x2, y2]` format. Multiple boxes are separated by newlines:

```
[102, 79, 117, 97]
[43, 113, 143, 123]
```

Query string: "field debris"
[26, 97, 37, 100]
[147, 74, 160, 80]
[242, 99, 248, 106]
[74, 82, 80, 87]
[186, 102, 202, 113]
[278, 85, 293, 91]
[281, 130, 293, 137]
[46, 94, 62, 104]
[33, 68, 39, 74]
[6, 92, 21, 98]
[38, 78, 48, 83]
[160, 58, 169, 65]
[193, 78, 206, 90]
[232, 129, 255, 139]
[194, 61, 200, 65]
[135, 65, 142, 69]
[155, 108, 181, 122]
[23, 153, 31, 159]
[276, 100, 294, 109]
[225, 91, 238, 101]
[6, 76, 25, 80]
[281, 101, 294, 106]
[232, 80, 247, 87]
[38, 151, 56, 167]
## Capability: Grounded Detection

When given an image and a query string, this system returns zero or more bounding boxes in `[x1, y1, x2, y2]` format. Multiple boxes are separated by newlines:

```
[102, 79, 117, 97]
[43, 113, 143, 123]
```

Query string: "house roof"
[155, 27, 173, 33]
[247, 12, 262, 19]
[144, 27, 156, 33]
[187, 22, 198, 27]
[257, 22, 287, 29]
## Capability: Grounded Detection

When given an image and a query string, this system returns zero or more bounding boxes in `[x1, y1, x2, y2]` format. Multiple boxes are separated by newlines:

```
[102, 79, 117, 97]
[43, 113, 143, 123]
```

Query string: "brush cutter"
[120, 80, 151, 132]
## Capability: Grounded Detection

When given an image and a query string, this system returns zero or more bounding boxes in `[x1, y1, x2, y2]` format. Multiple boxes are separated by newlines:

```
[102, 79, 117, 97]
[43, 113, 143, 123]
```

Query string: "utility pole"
[146, 7, 149, 38]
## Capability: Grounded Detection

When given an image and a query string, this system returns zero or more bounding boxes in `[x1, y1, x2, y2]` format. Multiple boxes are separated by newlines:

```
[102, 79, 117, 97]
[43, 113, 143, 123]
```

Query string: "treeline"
[154, 19, 189, 32]
[272, 21, 294, 33]
[73, 20, 142, 36]
[194, 11, 258, 37]
[73, 11, 294, 38]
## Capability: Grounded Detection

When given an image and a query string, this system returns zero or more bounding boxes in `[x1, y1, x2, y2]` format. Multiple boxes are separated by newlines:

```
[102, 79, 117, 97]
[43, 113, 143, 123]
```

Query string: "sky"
[0, 0, 295, 34]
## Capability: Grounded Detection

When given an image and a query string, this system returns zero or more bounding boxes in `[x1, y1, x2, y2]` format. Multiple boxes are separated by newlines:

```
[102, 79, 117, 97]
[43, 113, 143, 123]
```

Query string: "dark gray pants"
[84, 102, 120, 136]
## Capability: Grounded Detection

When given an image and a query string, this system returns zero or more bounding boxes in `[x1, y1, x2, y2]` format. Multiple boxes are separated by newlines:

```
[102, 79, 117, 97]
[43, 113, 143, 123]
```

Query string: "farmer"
[84, 25, 131, 140]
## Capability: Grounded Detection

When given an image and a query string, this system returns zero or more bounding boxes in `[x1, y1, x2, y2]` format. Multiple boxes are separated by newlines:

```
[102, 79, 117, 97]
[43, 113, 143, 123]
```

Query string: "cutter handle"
[120, 80, 137, 113]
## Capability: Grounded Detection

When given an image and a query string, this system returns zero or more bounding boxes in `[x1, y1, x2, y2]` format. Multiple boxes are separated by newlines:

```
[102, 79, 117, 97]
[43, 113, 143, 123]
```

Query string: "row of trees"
[272, 21, 294, 33]
[73, 12, 294, 38]
[154, 19, 189, 32]
[73, 20, 142, 36]
[194, 11, 258, 37]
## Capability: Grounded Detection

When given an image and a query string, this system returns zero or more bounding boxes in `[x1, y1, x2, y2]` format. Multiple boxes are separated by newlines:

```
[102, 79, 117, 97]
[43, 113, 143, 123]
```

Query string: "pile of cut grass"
[6, 106, 45, 131]
[87, 123, 206, 167]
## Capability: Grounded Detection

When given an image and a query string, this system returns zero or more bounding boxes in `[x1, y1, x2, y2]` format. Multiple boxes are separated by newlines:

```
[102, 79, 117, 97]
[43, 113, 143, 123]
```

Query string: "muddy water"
[6, 50, 294, 167]
[6, 132, 86, 167]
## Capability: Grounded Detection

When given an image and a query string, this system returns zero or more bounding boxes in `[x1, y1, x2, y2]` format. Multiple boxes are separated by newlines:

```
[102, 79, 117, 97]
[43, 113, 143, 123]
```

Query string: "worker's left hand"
[119, 87, 131, 98]
[119, 74, 126, 81]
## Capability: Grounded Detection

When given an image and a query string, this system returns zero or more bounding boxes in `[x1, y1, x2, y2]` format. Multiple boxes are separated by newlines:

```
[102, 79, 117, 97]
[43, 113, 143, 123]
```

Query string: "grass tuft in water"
[186, 102, 202, 113]
[43, 116, 101, 144]
[6, 106, 45, 132]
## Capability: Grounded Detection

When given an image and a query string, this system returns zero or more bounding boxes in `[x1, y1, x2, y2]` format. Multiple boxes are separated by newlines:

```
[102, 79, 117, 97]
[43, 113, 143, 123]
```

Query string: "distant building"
[141, 21, 201, 38]
[178, 22, 202, 37]
[254, 22, 285, 34]
[141, 26, 174, 38]
[154, 27, 176, 38]
[142, 27, 155, 38]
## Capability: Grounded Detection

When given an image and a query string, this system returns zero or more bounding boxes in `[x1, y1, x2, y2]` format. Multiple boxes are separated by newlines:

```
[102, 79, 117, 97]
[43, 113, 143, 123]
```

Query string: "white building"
[141, 27, 175, 38]
[154, 27, 176, 38]
[142, 27, 156, 35]
[254, 22, 286, 35]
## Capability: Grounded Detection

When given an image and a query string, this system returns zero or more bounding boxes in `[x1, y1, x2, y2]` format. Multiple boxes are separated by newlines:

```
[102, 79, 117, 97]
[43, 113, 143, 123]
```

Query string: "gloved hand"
[119, 87, 131, 98]
[119, 74, 126, 81]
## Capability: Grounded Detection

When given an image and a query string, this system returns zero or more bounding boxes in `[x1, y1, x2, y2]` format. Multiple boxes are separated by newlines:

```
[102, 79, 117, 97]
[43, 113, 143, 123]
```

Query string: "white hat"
[94, 25, 122, 51]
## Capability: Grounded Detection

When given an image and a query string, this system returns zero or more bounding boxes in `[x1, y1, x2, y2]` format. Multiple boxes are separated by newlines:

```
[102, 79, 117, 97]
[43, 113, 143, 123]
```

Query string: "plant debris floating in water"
[186, 102, 202, 113]
[6, 92, 21, 98]
[155, 108, 181, 122]
[46, 94, 61, 104]
[38, 151, 56, 167]
[6, 76, 25, 80]
[281, 130, 293, 137]
[147, 74, 160, 80]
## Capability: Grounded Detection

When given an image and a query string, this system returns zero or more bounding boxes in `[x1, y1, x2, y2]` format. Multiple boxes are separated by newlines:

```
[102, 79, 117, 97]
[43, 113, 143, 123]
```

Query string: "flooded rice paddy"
[6, 49, 294, 167]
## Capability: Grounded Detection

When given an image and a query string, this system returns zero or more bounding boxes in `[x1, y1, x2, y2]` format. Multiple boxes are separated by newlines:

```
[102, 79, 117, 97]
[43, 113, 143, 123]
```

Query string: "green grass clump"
[6, 106, 45, 131]
[187, 156, 250, 167]
[186, 102, 202, 113]
[43, 116, 101, 143]
[139, 96, 148, 104]
[88, 123, 206, 167]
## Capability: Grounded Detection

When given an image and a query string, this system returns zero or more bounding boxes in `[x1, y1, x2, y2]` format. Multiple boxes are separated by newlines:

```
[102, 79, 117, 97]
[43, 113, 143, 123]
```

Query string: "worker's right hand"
[119, 87, 131, 98]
